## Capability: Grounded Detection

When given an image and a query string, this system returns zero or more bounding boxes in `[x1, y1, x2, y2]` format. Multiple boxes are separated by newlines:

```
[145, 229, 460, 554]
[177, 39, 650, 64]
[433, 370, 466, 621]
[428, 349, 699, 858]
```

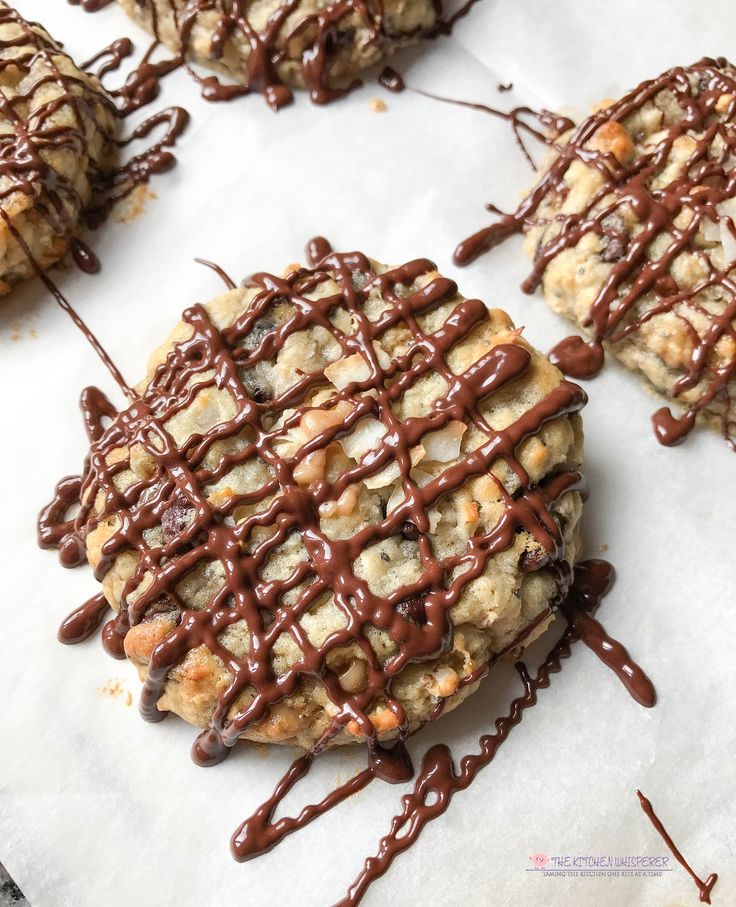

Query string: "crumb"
[114, 184, 157, 224]
[99, 678, 132, 704]
[30, 328, 38, 338]
[370, 98, 387, 112]
[598, 543, 609, 553]
[498, 82, 513, 93]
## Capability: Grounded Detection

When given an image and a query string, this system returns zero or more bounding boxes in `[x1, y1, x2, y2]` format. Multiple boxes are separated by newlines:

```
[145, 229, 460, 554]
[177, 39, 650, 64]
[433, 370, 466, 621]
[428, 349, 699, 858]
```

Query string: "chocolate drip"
[71, 239, 101, 275]
[69, 0, 115, 10]
[58, 593, 111, 644]
[637, 790, 718, 904]
[71, 0, 477, 109]
[562, 559, 656, 707]
[82, 37, 134, 80]
[454, 58, 736, 448]
[231, 740, 413, 861]
[378, 67, 405, 93]
[306, 235, 333, 265]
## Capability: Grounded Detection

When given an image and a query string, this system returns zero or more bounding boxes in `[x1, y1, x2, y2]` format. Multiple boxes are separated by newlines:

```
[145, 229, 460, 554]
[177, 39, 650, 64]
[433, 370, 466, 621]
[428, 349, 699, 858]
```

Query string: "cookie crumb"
[370, 98, 387, 112]
[598, 543, 609, 553]
[114, 184, 158, 224]
[99, 678, 132, 704]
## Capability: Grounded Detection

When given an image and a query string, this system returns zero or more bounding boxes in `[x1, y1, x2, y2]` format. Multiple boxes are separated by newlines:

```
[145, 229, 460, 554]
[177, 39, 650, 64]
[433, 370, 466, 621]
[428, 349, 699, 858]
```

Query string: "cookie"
[0, 4, 117, 293]
[43, 244, 586, 755]
[116, 0, 438, 108]
[456, 58, 736, 447]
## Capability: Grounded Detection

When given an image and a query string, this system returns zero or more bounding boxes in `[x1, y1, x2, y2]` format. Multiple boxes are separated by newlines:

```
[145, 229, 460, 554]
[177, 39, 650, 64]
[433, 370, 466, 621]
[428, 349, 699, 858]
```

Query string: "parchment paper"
[1, 2, 734, 905]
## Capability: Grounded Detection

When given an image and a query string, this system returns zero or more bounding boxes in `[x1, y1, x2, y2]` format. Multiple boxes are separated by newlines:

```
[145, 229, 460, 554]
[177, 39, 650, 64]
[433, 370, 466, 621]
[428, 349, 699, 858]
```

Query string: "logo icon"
[529, 853, 550, 869]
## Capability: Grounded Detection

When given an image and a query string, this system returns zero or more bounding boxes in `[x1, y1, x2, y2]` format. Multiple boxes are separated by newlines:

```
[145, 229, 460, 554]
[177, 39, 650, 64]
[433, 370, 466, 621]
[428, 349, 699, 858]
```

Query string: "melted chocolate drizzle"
[227, 559, 654, 906]
[637, 790, 718, 904]
[454, 58, 736, 448]
[37, 241, 655, 899]
[0, 6, 188, 282]
[379, 67, 574, 170]
[39, 242, 588, 766]
[71, 0, 479, 110]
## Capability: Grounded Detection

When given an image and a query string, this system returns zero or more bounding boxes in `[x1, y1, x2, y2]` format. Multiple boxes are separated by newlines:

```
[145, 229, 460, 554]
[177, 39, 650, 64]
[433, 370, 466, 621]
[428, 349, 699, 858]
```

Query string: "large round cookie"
[55, 245, 585, 754]
[117, 0, 438, 107]
[0, 4, 117, 293]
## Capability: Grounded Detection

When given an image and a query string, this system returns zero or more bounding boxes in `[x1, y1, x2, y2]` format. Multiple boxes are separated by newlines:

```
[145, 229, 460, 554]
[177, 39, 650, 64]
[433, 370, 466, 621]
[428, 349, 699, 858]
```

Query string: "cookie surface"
[48, 246, 585, 753]
[0, 4, 117, 293]
[117, 0, 438, 107]
[460, 58, 736, 446]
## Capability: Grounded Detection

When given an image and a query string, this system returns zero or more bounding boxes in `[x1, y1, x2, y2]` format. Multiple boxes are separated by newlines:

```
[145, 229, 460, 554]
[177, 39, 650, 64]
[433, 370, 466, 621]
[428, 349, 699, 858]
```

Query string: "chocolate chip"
[162, 493, 194, 543]
[242, 372, 272, 403]
[241, 319, 275, 352]
[519, 546, 549, 573]
[396, 591, 428, 626]
[380, 551, 390, 562]
[143, 594, 180, 621]
[400, 521, 419, 541]
[600, 233, 627, 262]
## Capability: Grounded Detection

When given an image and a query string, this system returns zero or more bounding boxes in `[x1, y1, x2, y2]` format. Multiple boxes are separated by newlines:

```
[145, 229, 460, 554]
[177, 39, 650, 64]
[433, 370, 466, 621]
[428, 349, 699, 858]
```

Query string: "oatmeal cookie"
[0, 4, 117, 293]
[45, 245, 585, 753]
[116, 0, 438, 107]
[458, 58, 736, 447]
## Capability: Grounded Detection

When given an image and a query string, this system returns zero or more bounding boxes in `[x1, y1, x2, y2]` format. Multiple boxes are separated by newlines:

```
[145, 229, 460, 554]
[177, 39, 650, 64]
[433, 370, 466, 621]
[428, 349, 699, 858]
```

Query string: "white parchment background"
[1, 1, 735, 905]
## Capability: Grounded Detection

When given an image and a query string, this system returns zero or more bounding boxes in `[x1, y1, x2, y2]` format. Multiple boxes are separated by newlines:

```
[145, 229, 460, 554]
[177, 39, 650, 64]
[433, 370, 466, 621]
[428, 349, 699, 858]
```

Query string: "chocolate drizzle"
[637, 790, 718, 904]
[72, 0, 478, 110]
[58, 593, 111, 644]
[36, 237, 660, 896]
[226, 559, 654, 906]
[379, 67, 574, 169]
[454, 58, 736, 448]
[0, 5, 188, 284]
[39, 242, 587, 765]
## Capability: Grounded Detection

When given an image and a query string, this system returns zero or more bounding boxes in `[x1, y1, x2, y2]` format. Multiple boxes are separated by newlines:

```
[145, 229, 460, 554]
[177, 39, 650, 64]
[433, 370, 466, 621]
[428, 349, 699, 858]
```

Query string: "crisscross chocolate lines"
[456, 57, 736, 446]
[0, 5, 115, 240]
[41, 249, 585, 764]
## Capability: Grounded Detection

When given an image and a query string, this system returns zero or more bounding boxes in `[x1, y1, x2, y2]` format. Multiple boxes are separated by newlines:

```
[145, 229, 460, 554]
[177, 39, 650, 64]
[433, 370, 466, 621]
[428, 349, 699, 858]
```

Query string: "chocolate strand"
[453, 58, 736, 448]
[378, 67, 573, 170]
[637, 790, 718, 904]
